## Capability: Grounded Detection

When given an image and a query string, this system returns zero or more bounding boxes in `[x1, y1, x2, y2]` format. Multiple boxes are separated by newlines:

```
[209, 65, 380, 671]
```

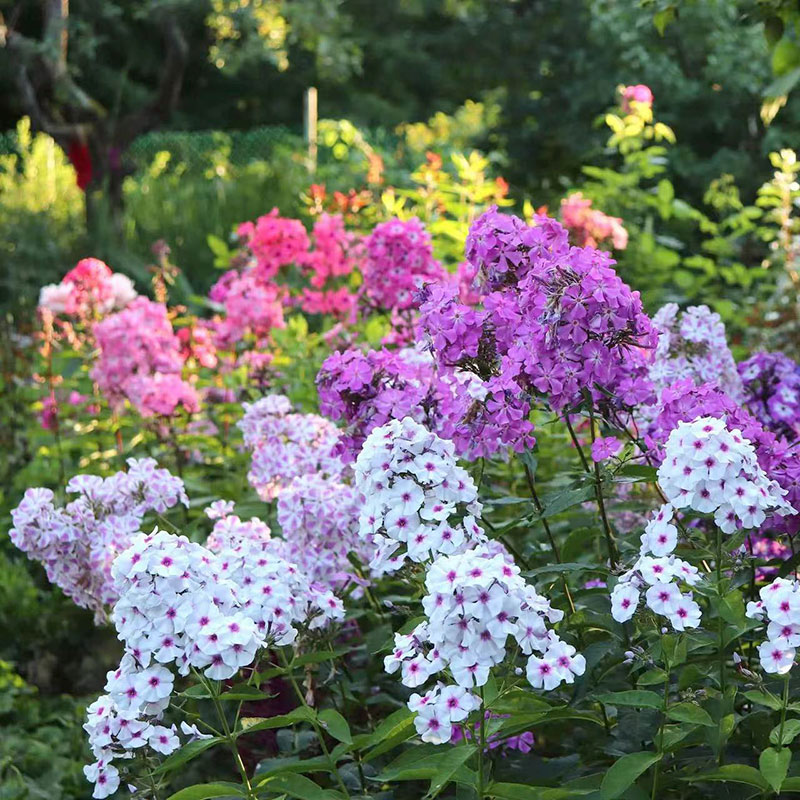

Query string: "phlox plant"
[9, 86, 800, 800]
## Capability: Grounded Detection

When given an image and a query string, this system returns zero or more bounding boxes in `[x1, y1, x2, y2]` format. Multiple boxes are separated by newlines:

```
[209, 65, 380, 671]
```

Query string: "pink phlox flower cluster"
[739, 351, 800, 438]
[648, 304, 742, 400]
[39, 258, 137, 317]
[387, 542, 583, 743]
[238, 394, 344, 500]
[361, 217, 446, 311]
[204, 509, 271, 552]
[610, 502, 702, 631]
[237, 208, 310, 280]
[300, 213, 362, 288]
[275, 473, 371, 590]
[746, 577, 800, 674]
[298, 286, 356, 318]
[354, 417, 486, 575]
[177, 322, 218, 369]
[658, 417, 794, 533]
[559, 192, 628, 250]
[9, 458, 187, 621]
[92, 297, 199, 417]
[208, 267, 286, 347]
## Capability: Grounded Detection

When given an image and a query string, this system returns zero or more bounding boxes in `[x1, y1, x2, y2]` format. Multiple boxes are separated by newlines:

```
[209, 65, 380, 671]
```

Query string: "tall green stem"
[279, 651, 351, 799]
[477, 687, 486, 800]
[650, 662, 671, 800]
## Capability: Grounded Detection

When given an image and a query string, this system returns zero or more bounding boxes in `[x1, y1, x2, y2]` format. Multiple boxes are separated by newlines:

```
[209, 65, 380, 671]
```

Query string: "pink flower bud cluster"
[92, 297, 200, 418]
[9, 459, 187, 621]
[39, 258, 137, 318]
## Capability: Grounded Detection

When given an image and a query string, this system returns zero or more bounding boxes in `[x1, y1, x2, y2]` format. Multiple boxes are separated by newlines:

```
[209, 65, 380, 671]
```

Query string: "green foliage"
[0, 118, 85, 309]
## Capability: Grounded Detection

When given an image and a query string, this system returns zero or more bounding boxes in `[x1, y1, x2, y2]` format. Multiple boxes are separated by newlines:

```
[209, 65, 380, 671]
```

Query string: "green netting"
[127, 125, 303, 171]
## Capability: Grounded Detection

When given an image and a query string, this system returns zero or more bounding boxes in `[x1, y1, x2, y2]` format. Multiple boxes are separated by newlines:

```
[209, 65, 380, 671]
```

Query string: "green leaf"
[595, 690, 663, 709]
[600, 752, 662, 799]
[260, 774, 343, 800]
[318, 709, 352, 745]
[378, 745, 476, 785]
[771, 718, 800, 746]
[153, 738, 222, 775]
[426, 744, 476, 798]
[666, 703, 715, 728]
[760, 747, 791, 793]
[488, 783, 592, 799]
[540, 486, 594, 518]
[363, 708, 415, 761]
[745, 690, 782, 711]
[636, 668, 668, 686]
[238, 707, 316, 735]
[684, 764, 768, 790]
[167, 783, 246, 800]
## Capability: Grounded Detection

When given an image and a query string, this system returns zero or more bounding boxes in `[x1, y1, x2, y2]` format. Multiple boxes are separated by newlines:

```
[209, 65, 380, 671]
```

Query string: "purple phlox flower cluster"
[9, 458, 187, 621]
[747, 578, 800, 675]
[85, 524, 344, 797]
[361, 217, 446, 311]
[450, 710, 535, 754]
[238, 394, 344, 500]
[591, 436, 623, 462]
[416, 282, 536, 458]
[354, 417, 486, 575]
[739, 351, 800, 438]
[648, 304, 742, 401]
[425, 208, 657, 429]
[747, 532, 791, 580]
[274, 473, 372, 590]
[317, 346, 442, 462]
[388, 542, 583, 744]
[645, 384, 800, 536]
[91, 297, 200, 418]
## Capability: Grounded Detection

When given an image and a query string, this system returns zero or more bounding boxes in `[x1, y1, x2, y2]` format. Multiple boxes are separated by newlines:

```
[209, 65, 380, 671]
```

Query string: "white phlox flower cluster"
[658, 417, 794, 533]
[385, 544, 584, 743]
[355, 417, 486, 575]
[746, 578, 800, 675]
[610, 501, 703, 631]
[238, 394, 345, 500]
[9, 458, 187, 621]
[84, 526, 343, 798]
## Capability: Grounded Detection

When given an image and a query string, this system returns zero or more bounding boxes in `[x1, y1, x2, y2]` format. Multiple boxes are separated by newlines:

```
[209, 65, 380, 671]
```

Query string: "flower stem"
[477, 687, 486, 800]
[650, 661, 671, 800]
[279, 651, 351, 799]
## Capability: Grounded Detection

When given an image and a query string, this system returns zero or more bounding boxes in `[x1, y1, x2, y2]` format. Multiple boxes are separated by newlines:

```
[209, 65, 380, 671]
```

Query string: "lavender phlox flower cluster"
[387, 543, 584, 744]
[450, 710, 535, 754]
[275, 473, 371, 589]
[739, 351, 800, 437]
[361, 217, 445, 311]
[238, 394, 344, 499]
[610, 501, 703, 631]
[658, 417, 794, 533]
[84, 523, 344, 797]
[746, 578, 800, 674]
[648, 304, 742, 400]
[9, 459, 187, 621]
[354, 417, 486, 575]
